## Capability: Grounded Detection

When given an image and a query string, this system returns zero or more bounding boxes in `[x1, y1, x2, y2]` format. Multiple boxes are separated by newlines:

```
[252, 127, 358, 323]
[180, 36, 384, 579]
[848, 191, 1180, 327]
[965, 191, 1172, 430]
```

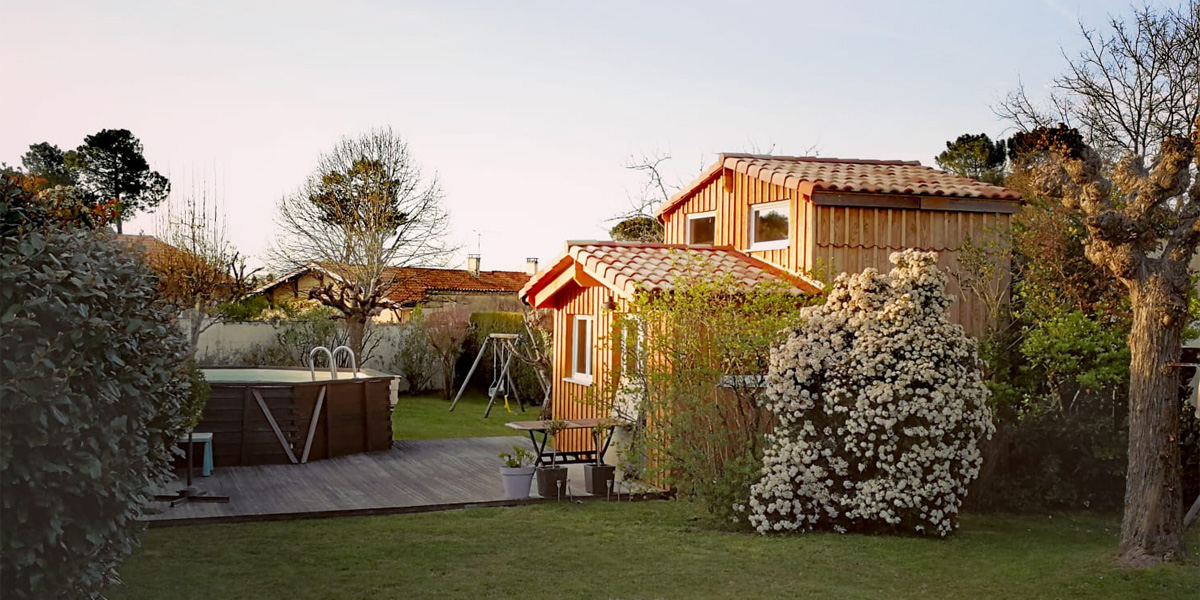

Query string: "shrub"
[973, 309, 1130, 510]
[747, 250, 994, 537]
[609, 257, 815, 524]
[217, 294, 270, 322]
[272, 305, 350, 365]
[0, 184, 193, 599]
[424, 306, 472, 400]
[391, 308, 434, 393]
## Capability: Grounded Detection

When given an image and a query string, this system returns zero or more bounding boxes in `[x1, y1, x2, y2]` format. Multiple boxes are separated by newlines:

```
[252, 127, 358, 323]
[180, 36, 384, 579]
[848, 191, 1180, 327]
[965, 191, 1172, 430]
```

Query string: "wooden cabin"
[519, 241, 817, 449]
[520, 154, 1022, 451]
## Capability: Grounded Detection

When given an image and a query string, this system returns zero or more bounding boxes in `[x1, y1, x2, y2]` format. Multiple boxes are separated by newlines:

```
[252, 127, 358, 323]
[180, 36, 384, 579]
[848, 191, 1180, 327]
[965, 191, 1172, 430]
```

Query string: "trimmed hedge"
[0, 185, 194, 599]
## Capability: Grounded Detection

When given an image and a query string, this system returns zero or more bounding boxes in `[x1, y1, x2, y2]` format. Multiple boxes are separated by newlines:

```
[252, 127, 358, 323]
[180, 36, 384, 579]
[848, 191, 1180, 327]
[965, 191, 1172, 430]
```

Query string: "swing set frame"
[449, 333, 539, 417]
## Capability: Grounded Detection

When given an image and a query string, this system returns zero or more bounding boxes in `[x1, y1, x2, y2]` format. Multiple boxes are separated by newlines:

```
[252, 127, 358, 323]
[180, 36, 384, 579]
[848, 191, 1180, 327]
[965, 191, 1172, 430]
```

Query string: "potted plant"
[498, 446, 535, 500]
[585, 420, 618, 495]
[535, 419, 569, 499]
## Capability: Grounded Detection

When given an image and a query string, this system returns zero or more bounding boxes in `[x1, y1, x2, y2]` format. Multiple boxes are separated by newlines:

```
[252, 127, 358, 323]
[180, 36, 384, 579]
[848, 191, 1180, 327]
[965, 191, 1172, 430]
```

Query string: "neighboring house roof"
[114, 234, 184, 267]
[252, 262, 530, 308]
[379, 266, 530, 305]
[656, 154, 1022, 219]
[521, 241, 821, 308]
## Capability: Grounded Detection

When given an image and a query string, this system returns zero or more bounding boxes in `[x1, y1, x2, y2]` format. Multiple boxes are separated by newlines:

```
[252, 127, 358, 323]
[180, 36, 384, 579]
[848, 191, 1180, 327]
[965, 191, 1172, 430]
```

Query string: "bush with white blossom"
[745, 250, 994, 536]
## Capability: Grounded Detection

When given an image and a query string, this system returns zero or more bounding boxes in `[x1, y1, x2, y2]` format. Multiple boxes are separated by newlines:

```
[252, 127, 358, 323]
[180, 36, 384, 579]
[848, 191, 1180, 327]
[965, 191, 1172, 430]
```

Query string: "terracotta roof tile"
[114, 234, 184, 268]
[254, 263, 528, 307]
[381, 267, 529, 306]
[520, 241, 820, 305]
[657, 154, 1021, 218]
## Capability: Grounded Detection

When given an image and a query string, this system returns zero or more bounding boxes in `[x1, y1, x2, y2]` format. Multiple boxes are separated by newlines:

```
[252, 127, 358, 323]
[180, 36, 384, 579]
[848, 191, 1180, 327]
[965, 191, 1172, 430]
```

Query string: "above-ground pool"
[202, 368, 381, 384]
[197, 367, 395, 467]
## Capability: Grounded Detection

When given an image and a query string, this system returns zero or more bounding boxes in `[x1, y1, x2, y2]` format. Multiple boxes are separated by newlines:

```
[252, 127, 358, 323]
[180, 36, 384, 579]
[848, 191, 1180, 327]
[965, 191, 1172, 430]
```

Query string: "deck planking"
[143, 436, 653, 526]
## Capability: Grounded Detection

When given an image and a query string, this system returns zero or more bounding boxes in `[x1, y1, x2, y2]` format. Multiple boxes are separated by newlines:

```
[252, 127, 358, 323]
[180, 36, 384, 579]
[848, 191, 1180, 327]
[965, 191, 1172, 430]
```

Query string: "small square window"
[687, 212, 716, 246]
[749, 201, 789, 251]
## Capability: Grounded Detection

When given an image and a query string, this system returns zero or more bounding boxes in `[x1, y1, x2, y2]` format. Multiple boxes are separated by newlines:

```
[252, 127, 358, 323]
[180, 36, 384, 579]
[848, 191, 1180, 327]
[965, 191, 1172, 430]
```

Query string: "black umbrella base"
[154, 486, 230, 508]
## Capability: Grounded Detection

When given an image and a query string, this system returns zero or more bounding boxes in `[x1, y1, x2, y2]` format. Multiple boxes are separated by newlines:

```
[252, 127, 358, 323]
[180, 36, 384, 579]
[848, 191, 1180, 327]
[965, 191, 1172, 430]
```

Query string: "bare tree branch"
[269, 127, 458, 355]
[997, 3, 1199, 160]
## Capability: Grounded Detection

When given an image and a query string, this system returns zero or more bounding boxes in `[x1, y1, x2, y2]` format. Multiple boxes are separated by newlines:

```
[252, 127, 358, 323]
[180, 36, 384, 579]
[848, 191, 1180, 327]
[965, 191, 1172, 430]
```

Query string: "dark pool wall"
[198, 377, 394, 466]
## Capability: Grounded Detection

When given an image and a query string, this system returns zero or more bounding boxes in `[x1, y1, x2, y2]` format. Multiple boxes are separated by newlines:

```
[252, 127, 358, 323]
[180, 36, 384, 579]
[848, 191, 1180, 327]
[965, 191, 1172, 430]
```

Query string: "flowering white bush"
[746, 250, 993, 536]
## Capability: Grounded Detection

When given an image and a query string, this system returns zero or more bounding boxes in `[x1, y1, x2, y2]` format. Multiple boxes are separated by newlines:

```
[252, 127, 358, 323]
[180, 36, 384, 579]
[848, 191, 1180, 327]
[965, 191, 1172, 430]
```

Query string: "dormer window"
[749, 201, 789, 251]
[687, 211, 716, 246]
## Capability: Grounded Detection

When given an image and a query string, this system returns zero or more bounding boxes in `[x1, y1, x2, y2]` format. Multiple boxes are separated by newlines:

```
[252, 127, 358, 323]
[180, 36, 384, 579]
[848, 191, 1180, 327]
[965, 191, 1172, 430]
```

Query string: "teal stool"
[178, 432, 214, 477]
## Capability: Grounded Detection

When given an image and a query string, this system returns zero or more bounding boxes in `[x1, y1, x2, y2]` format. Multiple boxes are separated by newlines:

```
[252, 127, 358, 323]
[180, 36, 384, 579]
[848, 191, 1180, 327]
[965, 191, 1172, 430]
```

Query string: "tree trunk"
[347, 315, 366, 364]
[188, 308, 203, 357]
[114, 193, 122, 234]
[185, 298, 208, 357]
[1119, 275, 1187, 567]
[441, 355, 456, 402]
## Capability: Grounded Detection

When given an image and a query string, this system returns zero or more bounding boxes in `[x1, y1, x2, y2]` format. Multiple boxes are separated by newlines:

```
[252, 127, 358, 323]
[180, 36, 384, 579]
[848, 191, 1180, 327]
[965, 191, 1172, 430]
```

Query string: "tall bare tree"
[272, 127, 454, 357]
[998, 2, 1199, 568]
[1016, 123, 1196, 567]
[153, 177, 257, 354]
[997, 3, 1199, 160]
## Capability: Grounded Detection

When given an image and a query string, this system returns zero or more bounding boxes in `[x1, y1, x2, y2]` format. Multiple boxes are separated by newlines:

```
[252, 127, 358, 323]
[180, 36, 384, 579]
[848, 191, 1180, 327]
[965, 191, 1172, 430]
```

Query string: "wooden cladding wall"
[200, 378, 393, 467]
[662, 171, 809, 272]
[811, 205, 1013, 338]
[660, 168, 1015, 338]
[549, 281, 620, 453]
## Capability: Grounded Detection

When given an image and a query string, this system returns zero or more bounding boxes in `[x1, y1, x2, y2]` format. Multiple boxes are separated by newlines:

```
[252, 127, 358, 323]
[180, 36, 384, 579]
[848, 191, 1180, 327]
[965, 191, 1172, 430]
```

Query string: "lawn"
[110, 502, 1198, 600]
[392, 388, 533, 440]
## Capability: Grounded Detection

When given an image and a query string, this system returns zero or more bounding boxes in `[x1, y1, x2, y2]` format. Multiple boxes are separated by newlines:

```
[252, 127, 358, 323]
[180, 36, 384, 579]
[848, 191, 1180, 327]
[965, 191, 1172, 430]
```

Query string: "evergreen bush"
[0, 180, 194, 599]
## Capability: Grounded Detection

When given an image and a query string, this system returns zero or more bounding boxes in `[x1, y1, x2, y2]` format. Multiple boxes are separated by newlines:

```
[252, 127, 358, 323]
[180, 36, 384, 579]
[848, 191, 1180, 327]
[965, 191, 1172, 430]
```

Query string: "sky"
[0, 0, 1140, 273]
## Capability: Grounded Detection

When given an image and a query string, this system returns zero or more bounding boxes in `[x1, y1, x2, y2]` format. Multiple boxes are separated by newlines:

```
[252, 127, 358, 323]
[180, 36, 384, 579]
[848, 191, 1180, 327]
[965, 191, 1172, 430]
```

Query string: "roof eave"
[654, 156, 729, 222]
[248, 263, 330, 296]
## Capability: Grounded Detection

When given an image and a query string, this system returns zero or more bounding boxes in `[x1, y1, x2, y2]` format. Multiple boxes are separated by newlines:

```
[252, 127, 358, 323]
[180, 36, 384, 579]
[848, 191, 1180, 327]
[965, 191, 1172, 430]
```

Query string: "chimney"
[525, 257, 539, 275]
[467, 254, 481, 277]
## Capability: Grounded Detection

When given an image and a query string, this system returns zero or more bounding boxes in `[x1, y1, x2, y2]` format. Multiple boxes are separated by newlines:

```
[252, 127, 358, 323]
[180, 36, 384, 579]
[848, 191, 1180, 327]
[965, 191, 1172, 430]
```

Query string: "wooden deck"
[143, 436, 659, 526]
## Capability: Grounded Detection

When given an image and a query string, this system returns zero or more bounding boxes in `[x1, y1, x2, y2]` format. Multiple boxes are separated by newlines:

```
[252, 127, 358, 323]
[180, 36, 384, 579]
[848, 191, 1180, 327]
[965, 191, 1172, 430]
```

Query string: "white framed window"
[749, 200, 790, 251]
[569, 315, 594, 384]
[686, 211, 716, 246]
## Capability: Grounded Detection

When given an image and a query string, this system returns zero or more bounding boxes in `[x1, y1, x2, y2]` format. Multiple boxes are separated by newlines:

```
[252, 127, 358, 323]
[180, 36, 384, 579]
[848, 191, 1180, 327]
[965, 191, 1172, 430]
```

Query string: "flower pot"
[536, 465, 568, 499]
[585, 464, 616, 495]
[500, 466, 535, 500]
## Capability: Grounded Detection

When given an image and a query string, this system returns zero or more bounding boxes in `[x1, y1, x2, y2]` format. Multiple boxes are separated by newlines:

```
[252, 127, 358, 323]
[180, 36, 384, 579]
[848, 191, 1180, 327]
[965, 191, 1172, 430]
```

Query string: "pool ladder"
[308, 346, 357, 381]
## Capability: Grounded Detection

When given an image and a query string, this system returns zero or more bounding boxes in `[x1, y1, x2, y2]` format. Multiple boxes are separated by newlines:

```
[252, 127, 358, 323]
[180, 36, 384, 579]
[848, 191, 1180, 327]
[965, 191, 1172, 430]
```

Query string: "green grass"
[392, 389, 532, 440]
[111, 503, 1198, 600]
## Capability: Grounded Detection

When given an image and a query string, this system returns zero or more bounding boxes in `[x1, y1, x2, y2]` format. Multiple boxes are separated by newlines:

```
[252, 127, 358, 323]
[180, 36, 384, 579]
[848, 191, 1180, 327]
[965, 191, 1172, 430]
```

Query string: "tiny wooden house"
[521, 154, 1021, 452]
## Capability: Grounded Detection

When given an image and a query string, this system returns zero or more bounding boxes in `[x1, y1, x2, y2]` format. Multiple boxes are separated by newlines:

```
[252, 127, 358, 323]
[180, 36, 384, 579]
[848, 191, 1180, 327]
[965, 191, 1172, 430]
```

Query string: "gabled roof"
[520, 241, 821, 308]
[656, 154, 1021, 220]
[252, 262, 529, 308]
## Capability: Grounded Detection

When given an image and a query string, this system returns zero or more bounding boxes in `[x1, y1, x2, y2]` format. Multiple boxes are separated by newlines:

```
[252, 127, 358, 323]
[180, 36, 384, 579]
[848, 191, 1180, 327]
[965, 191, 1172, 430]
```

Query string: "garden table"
[505, 419, 617, 467]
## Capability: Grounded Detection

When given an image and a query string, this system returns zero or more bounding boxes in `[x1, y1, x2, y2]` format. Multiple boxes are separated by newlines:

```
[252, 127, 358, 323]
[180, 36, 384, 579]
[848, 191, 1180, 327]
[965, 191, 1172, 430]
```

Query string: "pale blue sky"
[1, 0, 1137, 272]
